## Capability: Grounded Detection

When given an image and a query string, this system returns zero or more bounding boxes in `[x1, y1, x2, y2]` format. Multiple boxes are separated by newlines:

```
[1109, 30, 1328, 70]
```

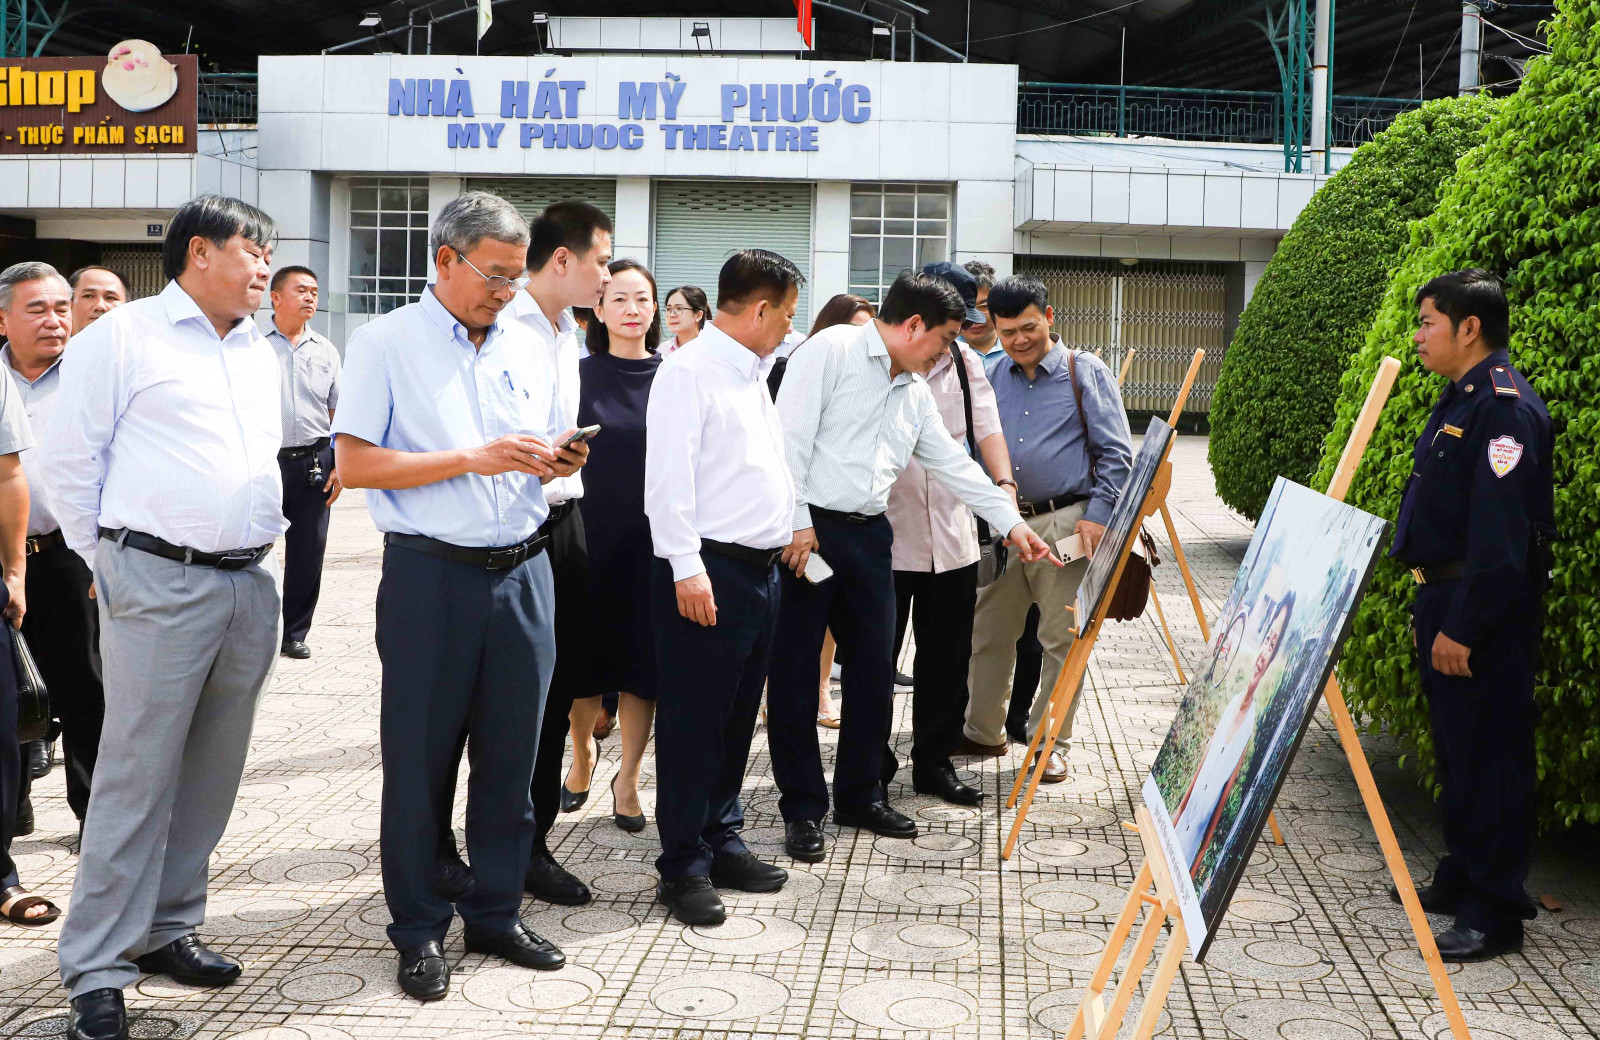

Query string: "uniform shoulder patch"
[1488, 435, 1524, 477]
[1491, 366, 1521, 398]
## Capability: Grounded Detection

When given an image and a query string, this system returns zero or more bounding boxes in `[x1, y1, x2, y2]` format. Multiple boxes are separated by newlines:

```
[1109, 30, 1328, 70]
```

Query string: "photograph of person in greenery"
[1144, 478, 1387, 959]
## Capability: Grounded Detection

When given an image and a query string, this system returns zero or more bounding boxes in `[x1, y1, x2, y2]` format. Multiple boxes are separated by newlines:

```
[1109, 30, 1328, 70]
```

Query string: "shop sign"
[387, 70, 871, 153]
[0, 41, 198, 155]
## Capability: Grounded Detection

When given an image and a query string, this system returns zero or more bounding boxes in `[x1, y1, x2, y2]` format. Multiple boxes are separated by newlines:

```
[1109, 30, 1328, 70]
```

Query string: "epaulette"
[1490, 366, 1520, 398]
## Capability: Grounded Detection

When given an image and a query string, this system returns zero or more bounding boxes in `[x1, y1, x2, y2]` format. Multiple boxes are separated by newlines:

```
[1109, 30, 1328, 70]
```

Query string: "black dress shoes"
[658, 875, 726, 926]
[464, 920, 566, 970]
[784, 819, 826, 862]
[67, 988, 126, 1040]
[15, 795, 32, 836]
[26, 739, 52, 779]
[280, 640, 311, 659]
[1434, 924, 1522, 962]
[525, 851, 592, 905]
[396, 940, 449, 1001]
[133, 934, 242, 986]
[913, 765, 984, 806]
[835, 801, 918, 839]
[710, 850, 788, 892]
[437, 856, 476, 903]
[1389, 882, 1461, 915]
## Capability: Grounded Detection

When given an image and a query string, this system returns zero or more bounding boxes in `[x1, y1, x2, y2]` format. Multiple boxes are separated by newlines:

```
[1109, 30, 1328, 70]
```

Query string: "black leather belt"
[544, 500, 577, 526]
[278, 437, 331, 461]
[25, 530, 65, 556]
[1410, 561, 1466, 585]
[100, 527, 273, 570]
[385, 531, 548, 571]
[811, 506, 883, 526]
[702, 538, 784, 568]
[1018, 493, 1088, 518]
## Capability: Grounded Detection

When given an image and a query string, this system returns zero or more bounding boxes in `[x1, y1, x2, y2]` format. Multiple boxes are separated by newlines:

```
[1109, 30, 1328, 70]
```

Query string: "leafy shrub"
[1209, 94, 1499, 520]
[1314, 0, 1600, 826]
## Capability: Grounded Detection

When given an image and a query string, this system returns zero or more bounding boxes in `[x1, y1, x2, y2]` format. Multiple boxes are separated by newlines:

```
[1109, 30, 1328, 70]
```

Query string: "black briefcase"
[11, 626, 50, 743]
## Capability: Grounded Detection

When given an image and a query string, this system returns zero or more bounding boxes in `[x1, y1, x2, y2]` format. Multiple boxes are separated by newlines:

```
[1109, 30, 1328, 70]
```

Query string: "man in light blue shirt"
[958, 259, 1005, 360]
[334, 192, 588, 1003]
[965, 275, 1134, 782]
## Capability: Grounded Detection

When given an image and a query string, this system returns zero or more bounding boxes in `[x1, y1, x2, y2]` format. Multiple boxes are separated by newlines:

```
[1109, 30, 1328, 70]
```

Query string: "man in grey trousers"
[41, 196, 285, 1040]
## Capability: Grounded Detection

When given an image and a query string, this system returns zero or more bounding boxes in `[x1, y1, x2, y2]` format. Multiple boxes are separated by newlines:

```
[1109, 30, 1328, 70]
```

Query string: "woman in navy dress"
[562, 260, 663, 832]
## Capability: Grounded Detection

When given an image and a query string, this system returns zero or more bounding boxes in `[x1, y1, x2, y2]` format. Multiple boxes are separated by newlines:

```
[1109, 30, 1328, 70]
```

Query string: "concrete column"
[1309, 0, 1333, 174]
[811, 182, 851, 324]
[1459, 3, 1482, 93]
[425, 177, 463, 280]
[953, 179, 1015, 280]
[257, 169, 333, 337]
[613, 176, 652, 267]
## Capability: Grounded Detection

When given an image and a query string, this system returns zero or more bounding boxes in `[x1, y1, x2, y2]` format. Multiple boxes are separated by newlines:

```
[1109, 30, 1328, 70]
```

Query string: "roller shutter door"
[652, 180, 812, 322]
[465, 178, 618, 224]
[99, 244, 164, 300]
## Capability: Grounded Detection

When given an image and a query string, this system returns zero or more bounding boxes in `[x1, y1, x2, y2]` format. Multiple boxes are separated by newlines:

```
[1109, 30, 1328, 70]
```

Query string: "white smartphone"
[1055, 533, 1087, 563]
[802, 554, 835, 584]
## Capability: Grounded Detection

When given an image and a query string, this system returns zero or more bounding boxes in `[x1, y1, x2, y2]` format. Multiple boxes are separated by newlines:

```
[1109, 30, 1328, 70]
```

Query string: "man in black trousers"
[1, 262, 104, 834]
[645, 250, 803, 926]
[266, 266, 341, 660]
[769, 272, 1059, 863]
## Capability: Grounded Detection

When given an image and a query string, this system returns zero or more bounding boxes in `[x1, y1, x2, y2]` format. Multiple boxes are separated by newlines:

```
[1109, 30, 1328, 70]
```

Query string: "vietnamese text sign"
[0, 41, 197, 155]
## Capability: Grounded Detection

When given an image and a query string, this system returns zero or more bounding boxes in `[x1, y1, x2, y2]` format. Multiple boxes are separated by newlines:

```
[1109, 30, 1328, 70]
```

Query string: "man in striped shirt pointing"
[768, 270, 1061, 862]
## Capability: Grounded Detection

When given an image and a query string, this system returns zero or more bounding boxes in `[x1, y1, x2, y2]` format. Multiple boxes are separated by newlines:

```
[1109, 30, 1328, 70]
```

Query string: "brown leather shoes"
[1037, 750, 1068, 784]
[954, 736, 1008, 758]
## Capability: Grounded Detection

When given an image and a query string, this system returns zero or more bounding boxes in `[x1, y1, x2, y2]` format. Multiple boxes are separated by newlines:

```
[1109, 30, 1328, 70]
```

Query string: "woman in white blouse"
[658, 285, 708, 355]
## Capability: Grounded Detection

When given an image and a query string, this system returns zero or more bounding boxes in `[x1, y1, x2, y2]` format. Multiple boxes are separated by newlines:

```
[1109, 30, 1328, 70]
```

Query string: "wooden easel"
[1056, 355, 1473, 1040]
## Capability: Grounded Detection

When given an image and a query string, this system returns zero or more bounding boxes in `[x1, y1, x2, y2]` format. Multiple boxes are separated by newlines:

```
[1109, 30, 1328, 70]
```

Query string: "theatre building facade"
[4, 25, 1342, 416]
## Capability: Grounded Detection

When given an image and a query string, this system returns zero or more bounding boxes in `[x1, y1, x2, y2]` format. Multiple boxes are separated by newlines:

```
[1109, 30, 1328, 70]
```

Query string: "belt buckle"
[24, 536, 41, 555]
[1410, 566, 1426, 585]
[486, 545, 522, 569]
[218, 548, 261, 568]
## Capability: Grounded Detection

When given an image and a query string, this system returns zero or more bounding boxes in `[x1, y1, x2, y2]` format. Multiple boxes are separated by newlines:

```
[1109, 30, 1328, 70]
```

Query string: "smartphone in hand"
[558, 425, 602, 449]
[802, 554, 835, 584]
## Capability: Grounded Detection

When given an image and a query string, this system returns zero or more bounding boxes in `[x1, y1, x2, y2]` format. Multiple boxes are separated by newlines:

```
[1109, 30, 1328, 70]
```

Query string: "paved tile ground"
[4, 436, 1599, 1039]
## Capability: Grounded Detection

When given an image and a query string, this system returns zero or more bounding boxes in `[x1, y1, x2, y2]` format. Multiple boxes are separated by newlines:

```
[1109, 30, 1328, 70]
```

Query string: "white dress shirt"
[333, 288, 561, 547]
[4, 346, 62, 535]
[40, 281, 287, 570]
[778, 319, 1024, 538]
[645, 324, 795, 581]
[264, 321, 342, 448]
[502, 288, 582, 504]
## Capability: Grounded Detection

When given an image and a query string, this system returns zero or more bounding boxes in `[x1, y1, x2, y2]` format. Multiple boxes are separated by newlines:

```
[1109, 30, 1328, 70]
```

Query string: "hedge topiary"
[1208, 93, 1499, 521]
[1314, 0, 1600, 827]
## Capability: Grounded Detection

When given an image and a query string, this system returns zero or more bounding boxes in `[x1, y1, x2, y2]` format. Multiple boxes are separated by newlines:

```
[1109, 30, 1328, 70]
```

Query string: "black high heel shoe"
[560, 743, 597, 813]
[612, 774, 646, 833]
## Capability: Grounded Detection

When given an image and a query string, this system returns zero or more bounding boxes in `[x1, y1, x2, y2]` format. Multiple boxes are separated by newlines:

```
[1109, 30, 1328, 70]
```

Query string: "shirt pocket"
[881, 413, 920, 464]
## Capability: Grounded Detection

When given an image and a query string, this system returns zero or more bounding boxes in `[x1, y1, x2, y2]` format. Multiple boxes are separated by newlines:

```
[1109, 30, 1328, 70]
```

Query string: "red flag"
[795, 0, 813, 48]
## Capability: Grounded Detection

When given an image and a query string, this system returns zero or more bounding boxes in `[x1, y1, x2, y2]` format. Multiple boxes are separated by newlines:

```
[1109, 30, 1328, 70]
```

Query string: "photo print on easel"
[1142, 477, 1389, 960]
[1075, 417, 1176, 624]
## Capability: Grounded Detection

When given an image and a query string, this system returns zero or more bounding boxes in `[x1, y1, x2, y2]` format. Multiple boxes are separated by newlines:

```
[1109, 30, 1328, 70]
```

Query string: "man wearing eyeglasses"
[333, 192, 590, 1003]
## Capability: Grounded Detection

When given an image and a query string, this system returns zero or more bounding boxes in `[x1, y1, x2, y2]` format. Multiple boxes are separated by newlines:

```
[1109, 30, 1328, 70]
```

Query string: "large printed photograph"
[1141, 478, 1388, 960]
[1075, 418, 1175, 625]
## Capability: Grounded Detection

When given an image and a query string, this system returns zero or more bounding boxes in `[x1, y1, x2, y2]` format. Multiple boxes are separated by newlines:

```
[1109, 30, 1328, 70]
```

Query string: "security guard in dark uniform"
[1389, 269, 1554, 962]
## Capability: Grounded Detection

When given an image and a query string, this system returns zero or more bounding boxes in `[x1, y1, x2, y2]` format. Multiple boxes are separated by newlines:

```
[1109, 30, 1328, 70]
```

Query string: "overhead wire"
[970, 0, 1150, 45]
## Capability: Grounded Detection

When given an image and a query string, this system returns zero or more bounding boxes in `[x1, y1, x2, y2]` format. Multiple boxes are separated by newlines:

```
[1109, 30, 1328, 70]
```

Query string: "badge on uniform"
[1487, 435, 1524, 477]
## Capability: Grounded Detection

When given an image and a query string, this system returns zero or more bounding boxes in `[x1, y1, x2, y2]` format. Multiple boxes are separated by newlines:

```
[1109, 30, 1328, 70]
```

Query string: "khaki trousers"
[965, 504, 1090, 751]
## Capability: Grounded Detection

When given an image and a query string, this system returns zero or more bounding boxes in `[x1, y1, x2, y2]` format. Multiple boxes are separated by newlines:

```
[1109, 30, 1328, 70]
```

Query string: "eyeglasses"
[453, 249, 530, 292]
[664, 305, 701, 316]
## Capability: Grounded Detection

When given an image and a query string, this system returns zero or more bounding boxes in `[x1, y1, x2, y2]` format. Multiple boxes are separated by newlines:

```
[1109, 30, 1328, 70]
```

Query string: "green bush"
[1208, 94, 1499, 520]
[1314, 0, 1600, 827]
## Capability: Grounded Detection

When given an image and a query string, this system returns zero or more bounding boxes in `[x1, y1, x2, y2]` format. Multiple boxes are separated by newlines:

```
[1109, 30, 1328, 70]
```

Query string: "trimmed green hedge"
[1314, 0, 1600, 827]
[1209, 94, 1499, 520]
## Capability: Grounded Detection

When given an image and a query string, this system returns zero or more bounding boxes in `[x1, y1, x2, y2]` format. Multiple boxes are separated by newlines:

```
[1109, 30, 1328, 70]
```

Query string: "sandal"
[1, 885, 61, 927]
[817, 711, 841, 730]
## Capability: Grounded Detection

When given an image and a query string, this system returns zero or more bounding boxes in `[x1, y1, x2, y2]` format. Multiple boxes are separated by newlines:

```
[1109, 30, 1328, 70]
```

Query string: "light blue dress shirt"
[985, 338, 1133, 525]
[332, 288, 562, 547]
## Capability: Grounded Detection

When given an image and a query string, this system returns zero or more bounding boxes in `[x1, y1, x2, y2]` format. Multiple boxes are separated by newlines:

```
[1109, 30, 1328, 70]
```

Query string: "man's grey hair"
[429, 191, 530, 259]
[963, 259, 996, 292]
[0, 261, 67, 311]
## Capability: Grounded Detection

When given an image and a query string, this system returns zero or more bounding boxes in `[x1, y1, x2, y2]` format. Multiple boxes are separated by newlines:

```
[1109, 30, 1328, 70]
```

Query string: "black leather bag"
[950, 342, 1008, 588]
[11, 625, 50, 743]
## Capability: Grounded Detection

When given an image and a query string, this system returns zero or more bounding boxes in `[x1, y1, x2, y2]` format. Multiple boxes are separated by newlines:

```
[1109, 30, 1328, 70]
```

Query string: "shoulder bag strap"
[949, 341, 992, 543]
[1065, 347, 1097, 486]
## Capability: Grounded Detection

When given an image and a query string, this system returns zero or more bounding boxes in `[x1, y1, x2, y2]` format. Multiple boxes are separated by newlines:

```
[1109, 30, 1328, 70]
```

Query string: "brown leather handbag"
[1066, 349, 1155, 622]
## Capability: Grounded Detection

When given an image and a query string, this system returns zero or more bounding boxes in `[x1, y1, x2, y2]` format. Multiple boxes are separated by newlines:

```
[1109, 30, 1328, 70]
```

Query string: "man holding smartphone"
[645, 250, 803, 927]
[770, 271, 1059, 864]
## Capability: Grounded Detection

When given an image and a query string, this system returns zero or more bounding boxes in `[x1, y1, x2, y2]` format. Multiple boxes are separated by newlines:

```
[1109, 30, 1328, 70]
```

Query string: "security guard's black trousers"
[1413, 580, 1540, 936]
[652, 553, 779, 881]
